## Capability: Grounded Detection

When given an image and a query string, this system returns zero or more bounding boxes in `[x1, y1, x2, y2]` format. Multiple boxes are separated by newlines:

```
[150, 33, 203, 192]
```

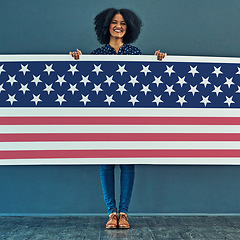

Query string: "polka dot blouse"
[91, 44, 141, 55]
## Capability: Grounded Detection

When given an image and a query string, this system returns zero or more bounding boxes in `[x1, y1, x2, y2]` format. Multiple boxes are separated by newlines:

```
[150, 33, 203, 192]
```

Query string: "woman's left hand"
[155, 50, 167, 61]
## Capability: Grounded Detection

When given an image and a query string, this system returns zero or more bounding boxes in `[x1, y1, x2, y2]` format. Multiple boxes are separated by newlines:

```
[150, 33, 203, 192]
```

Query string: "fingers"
[77, 49, 82, 55]
[154, 50, 167, 61]
[69, 51, 79, 60]
[69, 49, 82, 60]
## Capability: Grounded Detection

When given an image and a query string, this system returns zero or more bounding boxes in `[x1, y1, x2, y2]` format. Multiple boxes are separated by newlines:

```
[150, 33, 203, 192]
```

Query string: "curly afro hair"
[94, 8, 142, 44]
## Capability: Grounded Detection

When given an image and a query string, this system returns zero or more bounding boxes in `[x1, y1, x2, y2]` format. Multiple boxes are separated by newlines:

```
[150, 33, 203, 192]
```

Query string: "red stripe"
[0, 117, 239, 125]
[1, 133, 240, 142]
[0, 149, 240, 159]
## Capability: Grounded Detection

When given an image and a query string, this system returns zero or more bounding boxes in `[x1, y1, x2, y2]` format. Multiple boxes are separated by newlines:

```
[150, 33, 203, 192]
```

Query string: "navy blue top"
[91, 44, 141, 55]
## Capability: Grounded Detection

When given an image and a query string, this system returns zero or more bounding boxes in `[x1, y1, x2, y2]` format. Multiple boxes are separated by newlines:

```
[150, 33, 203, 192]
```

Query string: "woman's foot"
[106, 212, 118, 229]
[118, 212, 130, 228]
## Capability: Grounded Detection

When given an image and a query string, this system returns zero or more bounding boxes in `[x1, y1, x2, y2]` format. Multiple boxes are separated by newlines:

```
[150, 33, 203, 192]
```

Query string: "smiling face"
[109, 13, 127, 40]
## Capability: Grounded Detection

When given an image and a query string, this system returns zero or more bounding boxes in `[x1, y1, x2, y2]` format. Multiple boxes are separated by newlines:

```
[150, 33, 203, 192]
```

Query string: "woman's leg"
[119, 164, 135, 214]
[100, 164, 117, 214]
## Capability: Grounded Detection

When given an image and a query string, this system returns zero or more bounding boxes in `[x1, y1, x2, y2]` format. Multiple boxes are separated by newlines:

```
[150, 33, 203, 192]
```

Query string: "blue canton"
[91, 44, 141, 55]
[0, 61, 240, 108]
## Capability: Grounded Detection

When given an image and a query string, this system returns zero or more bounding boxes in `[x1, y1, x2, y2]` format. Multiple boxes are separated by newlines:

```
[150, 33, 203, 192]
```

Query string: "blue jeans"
[100, 164, 135, 214]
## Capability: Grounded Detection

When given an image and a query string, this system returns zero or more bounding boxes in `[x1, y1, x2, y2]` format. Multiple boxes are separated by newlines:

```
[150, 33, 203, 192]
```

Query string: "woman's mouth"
[114, 29, 122, 33]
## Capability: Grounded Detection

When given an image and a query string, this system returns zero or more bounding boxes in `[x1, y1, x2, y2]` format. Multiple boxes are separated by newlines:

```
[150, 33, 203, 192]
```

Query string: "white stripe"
[0, 54, 157, 62]
[81, 55, 157, 61]
[1, 107, 240, 117]
[163, 55, 240, 64]
[1, 54, 240, 64]
[0, 158, 240, 165]
[1, 141, 239, 151]
[0, 125, 239, 133]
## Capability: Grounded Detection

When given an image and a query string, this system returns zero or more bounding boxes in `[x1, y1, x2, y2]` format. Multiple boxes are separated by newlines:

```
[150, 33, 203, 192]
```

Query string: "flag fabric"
[0, 55, 239, 165]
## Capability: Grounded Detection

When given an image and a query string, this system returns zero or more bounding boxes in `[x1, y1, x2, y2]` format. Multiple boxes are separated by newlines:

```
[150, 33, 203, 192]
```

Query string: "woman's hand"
[155, 50, 167, 61]
[69, 49, 82, 60]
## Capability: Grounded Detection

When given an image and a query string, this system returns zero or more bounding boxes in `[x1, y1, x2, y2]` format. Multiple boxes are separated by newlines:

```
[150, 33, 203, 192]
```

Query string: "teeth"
[114, 30, 121, 32]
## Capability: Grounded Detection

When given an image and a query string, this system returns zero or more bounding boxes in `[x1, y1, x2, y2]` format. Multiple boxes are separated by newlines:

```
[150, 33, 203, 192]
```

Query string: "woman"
[70, 8, 166, 229]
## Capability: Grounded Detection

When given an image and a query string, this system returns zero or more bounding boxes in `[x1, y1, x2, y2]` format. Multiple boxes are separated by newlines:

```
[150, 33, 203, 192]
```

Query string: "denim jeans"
[100, 164, 135, 214]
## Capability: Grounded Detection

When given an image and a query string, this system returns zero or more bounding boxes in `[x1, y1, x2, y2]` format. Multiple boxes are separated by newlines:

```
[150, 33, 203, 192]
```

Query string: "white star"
[188, 66, 199, 77]
[55, 94, 66, 105]
[140, 65, 151, 76]
[104, 75, 115, 86]
[80, 75, 91, 86]
[92, 64, 103, 75]
[31, 94, 42, 105]
[7, 94, 17, 105]
[116, 84, 127, 95]
[31, 75, 42, 86]
[7, 75, 17, 86]
[68, 64, 79, 75]
[128, 95, 139, 106]
[236, 86, 240, 93]
[164, 65, 175, 77]
[19, 64, 30, 75]
[200, 77, 211, 88]
[55, 75, 66, 86]
[92, 84, 103, 95]
[176, 76, 187, 87]
[176, 95, 187, 106]
[80, 94, 91, 106]
[116, 64, 127, 76]
[0, 84, 5, 93]
[104, 95, 115, 106]
[128, 75, 139, 86]
[152, 76, 163, 87]
[19, 83, 30, 94]
[44, 84, 54, 95]
[212, 85, 223, 96]
[164, 85, 175, 96]
[224, 96, 234, 107]
[212, 66, 223, 77]
[68, 84, 79, 94]
[224, 77, 234, 88]
[188, 85, 199, 96]
[236, 67, 240, 75]
[200, 96, 211, 107]
[44, 64, 55, 75]
[152, 95, 163, 106]
[141, 84, 151, 95]
[0, 64, 6, 75]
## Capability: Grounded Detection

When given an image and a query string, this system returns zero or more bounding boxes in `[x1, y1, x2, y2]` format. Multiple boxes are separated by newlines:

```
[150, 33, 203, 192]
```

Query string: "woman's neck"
[109, 37, 124, 53]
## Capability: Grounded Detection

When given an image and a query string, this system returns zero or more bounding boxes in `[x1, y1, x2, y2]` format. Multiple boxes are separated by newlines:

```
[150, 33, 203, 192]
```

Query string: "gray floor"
[0, 216, 240, 240]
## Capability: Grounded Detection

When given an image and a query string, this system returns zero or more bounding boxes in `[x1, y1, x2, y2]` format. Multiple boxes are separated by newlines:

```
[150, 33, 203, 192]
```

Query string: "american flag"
[0, 55, 239, 165]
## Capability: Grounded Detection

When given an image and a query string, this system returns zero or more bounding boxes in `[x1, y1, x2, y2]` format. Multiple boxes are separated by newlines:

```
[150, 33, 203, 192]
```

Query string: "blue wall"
[0, 0, 240, 215]
[0, 165, 240, 215]
[1, 0, 240, 57]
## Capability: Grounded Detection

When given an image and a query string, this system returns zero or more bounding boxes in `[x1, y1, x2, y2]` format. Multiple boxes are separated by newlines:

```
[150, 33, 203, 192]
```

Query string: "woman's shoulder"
[124, 44, 140, 50]
[122, 44, 141, 55]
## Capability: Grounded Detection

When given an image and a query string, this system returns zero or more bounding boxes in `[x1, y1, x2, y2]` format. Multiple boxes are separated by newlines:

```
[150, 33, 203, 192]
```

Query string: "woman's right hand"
[69, 49, 82, 60]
